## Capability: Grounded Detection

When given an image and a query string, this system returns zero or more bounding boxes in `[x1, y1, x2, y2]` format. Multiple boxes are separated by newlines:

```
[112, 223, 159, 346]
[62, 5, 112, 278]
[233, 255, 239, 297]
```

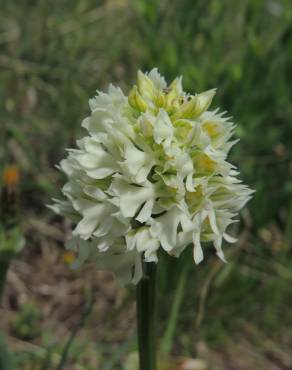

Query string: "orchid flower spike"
[50, 69, 253, 284]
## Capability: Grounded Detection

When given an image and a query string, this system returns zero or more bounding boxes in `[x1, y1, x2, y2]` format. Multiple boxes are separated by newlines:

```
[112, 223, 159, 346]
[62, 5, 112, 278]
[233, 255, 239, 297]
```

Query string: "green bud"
[171, 89, 216, 120]
[195, 89, 216, 116]
[137, 70, 156, 100]
[165, 78, 182, 111]
[128, 86, 148, 112]
[171, 96, 198, 120]
[155, 90, 165, 108]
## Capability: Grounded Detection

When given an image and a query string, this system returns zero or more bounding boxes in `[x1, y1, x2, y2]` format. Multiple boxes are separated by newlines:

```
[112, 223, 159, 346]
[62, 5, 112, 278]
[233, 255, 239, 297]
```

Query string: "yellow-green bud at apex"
[137, 70, 156, 101]
[128, 85, 148, 112]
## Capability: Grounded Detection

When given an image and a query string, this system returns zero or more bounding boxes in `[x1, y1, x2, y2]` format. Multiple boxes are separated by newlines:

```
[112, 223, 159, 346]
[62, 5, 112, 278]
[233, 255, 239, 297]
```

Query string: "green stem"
[136, 262, 157, 370]
[0, 330, 15, 370]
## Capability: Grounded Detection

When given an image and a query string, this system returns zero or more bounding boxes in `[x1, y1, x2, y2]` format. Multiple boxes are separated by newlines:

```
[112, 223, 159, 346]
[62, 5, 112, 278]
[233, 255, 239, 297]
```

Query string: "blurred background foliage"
[1, 0, 292, 369]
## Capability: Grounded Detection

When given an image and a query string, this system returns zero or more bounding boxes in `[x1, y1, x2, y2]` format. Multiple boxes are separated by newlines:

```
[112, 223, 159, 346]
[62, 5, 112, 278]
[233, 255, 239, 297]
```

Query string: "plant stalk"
[136, 262, 157, 370]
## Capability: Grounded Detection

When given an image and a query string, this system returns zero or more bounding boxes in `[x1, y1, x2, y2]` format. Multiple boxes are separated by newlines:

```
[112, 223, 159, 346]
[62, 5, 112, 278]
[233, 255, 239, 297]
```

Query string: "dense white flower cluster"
[50, 69, 253, 284]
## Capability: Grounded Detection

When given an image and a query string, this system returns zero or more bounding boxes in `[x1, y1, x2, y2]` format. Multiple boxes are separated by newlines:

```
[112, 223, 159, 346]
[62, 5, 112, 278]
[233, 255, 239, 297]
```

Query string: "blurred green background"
[1, 0, 292, 369]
